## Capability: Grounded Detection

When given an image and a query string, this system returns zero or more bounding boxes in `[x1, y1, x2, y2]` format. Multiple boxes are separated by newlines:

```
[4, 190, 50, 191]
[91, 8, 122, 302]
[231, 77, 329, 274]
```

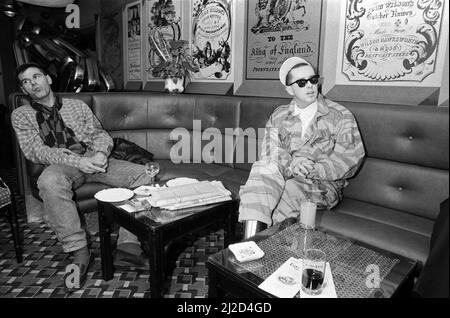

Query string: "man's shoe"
[113, 248, 149, 270]
[63, 250, 95, 293]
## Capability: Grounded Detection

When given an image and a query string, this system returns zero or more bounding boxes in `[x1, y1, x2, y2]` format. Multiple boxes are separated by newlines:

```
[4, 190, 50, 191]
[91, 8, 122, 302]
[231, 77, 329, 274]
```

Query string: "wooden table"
[97, 197, 238, 298]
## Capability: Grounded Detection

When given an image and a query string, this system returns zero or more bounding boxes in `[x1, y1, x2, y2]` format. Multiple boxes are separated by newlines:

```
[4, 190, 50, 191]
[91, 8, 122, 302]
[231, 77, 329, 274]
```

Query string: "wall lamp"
[0, 0, 75, 17]
[0, 0, 18, 18]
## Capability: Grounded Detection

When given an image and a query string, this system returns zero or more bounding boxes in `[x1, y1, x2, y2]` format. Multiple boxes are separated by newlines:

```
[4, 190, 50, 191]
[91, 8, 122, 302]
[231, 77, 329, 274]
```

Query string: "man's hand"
[291, 157, 315, 178]
[60, 148, 78, 156]
[90, 152, 109, 170]
[79, 157, 106, 174]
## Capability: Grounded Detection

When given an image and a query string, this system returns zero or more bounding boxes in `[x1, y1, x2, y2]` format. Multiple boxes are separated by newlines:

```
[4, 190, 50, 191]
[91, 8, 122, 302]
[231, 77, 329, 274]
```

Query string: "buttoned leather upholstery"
[9, 92, 449, 266]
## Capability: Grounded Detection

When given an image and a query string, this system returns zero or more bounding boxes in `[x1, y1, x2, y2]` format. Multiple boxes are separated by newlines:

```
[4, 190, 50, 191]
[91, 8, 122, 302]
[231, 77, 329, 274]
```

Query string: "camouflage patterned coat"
[238, 94, 365, 226]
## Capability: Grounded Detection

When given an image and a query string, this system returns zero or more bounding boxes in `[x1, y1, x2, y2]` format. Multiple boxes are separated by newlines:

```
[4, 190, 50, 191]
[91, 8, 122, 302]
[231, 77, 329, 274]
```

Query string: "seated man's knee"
[252, 160, 280, 174]
[283, 179, 308, 198]
[285, 178, 308, 188]
[37, 168, 71, 192]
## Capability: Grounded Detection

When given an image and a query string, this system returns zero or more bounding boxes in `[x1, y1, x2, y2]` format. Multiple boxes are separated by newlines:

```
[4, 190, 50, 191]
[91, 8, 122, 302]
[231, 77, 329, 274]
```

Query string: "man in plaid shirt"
[12, 63, 151, 291]
[239, 57, 366, 238]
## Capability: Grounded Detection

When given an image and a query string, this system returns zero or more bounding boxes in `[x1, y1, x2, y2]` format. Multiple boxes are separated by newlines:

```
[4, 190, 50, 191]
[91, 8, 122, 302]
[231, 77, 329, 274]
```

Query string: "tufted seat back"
[9, 91, 449, 262]
[91, 93, 241, 166]
[342, 103, 448, 221]
[10, 92, 449, 222]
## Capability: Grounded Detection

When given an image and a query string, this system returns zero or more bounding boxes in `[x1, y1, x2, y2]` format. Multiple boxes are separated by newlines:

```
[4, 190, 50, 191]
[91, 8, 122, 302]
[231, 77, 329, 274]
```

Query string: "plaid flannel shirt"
[261, 94, 365, 186]
[12, 98, 113, 169]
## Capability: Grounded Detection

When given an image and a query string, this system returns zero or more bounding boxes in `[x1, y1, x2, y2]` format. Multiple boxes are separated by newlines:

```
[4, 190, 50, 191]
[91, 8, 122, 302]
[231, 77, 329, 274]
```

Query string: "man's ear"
[45, 74, 52, 85]
[284, 85, 294, 96]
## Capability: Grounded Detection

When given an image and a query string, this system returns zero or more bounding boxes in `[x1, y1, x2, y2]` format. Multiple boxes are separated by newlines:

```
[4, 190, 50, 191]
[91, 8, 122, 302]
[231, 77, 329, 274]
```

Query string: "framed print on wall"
[100, 11, 123, 90]
[144, 0, 184, 91]
[343, 0, 445, 82]
[234, 0, 324, 97]
[123, 0, 144, 90]
[322, 0, 449, 105]
[186, 0, 234, 95]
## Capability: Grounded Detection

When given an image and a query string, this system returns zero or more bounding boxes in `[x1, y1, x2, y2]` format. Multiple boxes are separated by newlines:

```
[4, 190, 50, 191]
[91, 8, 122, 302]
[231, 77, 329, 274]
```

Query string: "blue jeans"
[37, 158, 152, 253]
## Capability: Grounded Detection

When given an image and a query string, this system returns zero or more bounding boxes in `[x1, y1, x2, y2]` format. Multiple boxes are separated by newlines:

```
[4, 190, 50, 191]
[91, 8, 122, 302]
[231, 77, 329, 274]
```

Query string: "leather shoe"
[113, 249, 149, 270]
[63, 250, 94, 293]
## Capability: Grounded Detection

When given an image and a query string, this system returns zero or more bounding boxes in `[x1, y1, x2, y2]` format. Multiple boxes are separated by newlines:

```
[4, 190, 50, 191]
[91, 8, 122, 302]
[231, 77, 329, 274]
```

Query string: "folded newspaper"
[258, 257, 337, 298]
[117, 197, 151, 213]
[148, 180, 232, 210]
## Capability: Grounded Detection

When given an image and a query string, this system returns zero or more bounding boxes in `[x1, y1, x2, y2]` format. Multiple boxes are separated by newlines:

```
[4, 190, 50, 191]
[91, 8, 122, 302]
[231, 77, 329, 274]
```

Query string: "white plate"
[94, 188, 134, 203]
[166, 177, 199, 187]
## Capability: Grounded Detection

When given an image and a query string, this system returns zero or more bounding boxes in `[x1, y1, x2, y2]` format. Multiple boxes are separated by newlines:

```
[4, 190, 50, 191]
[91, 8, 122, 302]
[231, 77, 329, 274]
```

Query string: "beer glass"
[301, 249, 326, 295]
[299, 200, 316, 229]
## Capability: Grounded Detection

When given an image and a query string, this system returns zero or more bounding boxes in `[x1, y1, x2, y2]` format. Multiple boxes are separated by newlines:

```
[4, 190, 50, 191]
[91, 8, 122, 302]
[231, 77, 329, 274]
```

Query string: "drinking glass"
[299, 200, 317, 230]
[301, 249, 326, 295]
[144, 162, 160, 185]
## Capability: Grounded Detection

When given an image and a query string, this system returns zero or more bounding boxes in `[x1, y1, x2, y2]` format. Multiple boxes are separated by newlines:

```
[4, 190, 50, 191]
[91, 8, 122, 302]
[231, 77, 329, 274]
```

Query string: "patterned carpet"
[0, 203, 226, 298]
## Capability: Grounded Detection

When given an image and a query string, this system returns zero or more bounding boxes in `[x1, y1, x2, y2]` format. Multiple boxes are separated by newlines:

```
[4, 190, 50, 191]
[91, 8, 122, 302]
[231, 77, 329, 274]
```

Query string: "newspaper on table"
[148, 180, 232, 210]
[258, 257, 337, 298]
[117, 196, 151, 213]
[118, 181, 232, 212]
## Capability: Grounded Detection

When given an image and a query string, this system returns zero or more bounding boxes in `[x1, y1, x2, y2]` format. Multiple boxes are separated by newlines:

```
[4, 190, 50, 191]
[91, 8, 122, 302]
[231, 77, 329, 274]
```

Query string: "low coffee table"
[207, 219, 417, 298]
[97, 195, 238, 298]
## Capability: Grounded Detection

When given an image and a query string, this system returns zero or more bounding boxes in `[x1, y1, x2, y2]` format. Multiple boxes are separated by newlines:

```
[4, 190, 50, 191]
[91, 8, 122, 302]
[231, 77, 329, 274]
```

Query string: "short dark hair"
[286, 62, 315, 85]
[15, 63, 47, 80]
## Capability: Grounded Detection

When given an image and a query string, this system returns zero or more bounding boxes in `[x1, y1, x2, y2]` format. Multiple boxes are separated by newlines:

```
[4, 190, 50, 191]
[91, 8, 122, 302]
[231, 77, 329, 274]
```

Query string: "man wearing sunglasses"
[239, 57, 365, 238]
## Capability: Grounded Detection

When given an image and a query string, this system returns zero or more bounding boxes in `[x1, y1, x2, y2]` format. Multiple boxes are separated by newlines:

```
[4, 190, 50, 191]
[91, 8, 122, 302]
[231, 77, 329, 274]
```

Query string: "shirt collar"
[29, 94, 62, 115]
[287, 94, 330, 121]
[30, 94, 62, 110]
[289, 99, 318, 118]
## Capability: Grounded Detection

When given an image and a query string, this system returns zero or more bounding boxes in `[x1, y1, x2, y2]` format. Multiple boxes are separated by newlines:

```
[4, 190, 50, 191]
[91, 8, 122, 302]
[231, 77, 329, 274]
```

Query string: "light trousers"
[238, 160, 340, 226]
[37, 158, 152, 253]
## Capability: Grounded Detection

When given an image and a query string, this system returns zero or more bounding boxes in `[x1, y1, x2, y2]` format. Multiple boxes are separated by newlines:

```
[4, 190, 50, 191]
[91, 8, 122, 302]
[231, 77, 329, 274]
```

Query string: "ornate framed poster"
[321, 0, 449, 105]
[123, 0, 143, 89]
[186, 0, 234, 94]
[343, 0, 445, 82]
[144, 0, 184, 91]
[246, 0, 322, 79]
[234, 0, 324, 97]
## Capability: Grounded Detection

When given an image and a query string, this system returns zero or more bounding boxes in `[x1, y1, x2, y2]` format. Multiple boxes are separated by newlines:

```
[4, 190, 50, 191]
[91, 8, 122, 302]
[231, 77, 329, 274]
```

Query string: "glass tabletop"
[209, 219, 415, 298]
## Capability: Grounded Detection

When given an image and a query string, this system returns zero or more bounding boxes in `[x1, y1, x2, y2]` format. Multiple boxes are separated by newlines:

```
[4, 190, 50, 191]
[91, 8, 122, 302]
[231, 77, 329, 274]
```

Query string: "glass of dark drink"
[144, 162, 160, 186]
[301, 249, 326, 295]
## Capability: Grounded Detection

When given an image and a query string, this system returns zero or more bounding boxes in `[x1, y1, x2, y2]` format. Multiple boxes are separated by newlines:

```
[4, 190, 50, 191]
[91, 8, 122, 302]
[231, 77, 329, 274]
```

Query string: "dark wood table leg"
[207, 262, 228, 298]
[207, 262, 218, 298]
[148, 230, 164, 298]
[224, 203, 237, 248]
[8, 193, 23, 263]
[97, 202, 114, 281]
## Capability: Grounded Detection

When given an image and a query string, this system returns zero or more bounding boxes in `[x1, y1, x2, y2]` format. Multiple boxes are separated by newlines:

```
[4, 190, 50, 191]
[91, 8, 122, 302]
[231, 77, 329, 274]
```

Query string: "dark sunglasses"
[288, 75, 320, 88]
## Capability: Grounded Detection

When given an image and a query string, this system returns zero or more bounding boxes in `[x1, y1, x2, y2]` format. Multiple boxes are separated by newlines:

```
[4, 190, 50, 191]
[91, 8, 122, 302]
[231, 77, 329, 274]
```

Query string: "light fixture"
[15, 0, 74, 8]
[0, 0, 17, 18]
